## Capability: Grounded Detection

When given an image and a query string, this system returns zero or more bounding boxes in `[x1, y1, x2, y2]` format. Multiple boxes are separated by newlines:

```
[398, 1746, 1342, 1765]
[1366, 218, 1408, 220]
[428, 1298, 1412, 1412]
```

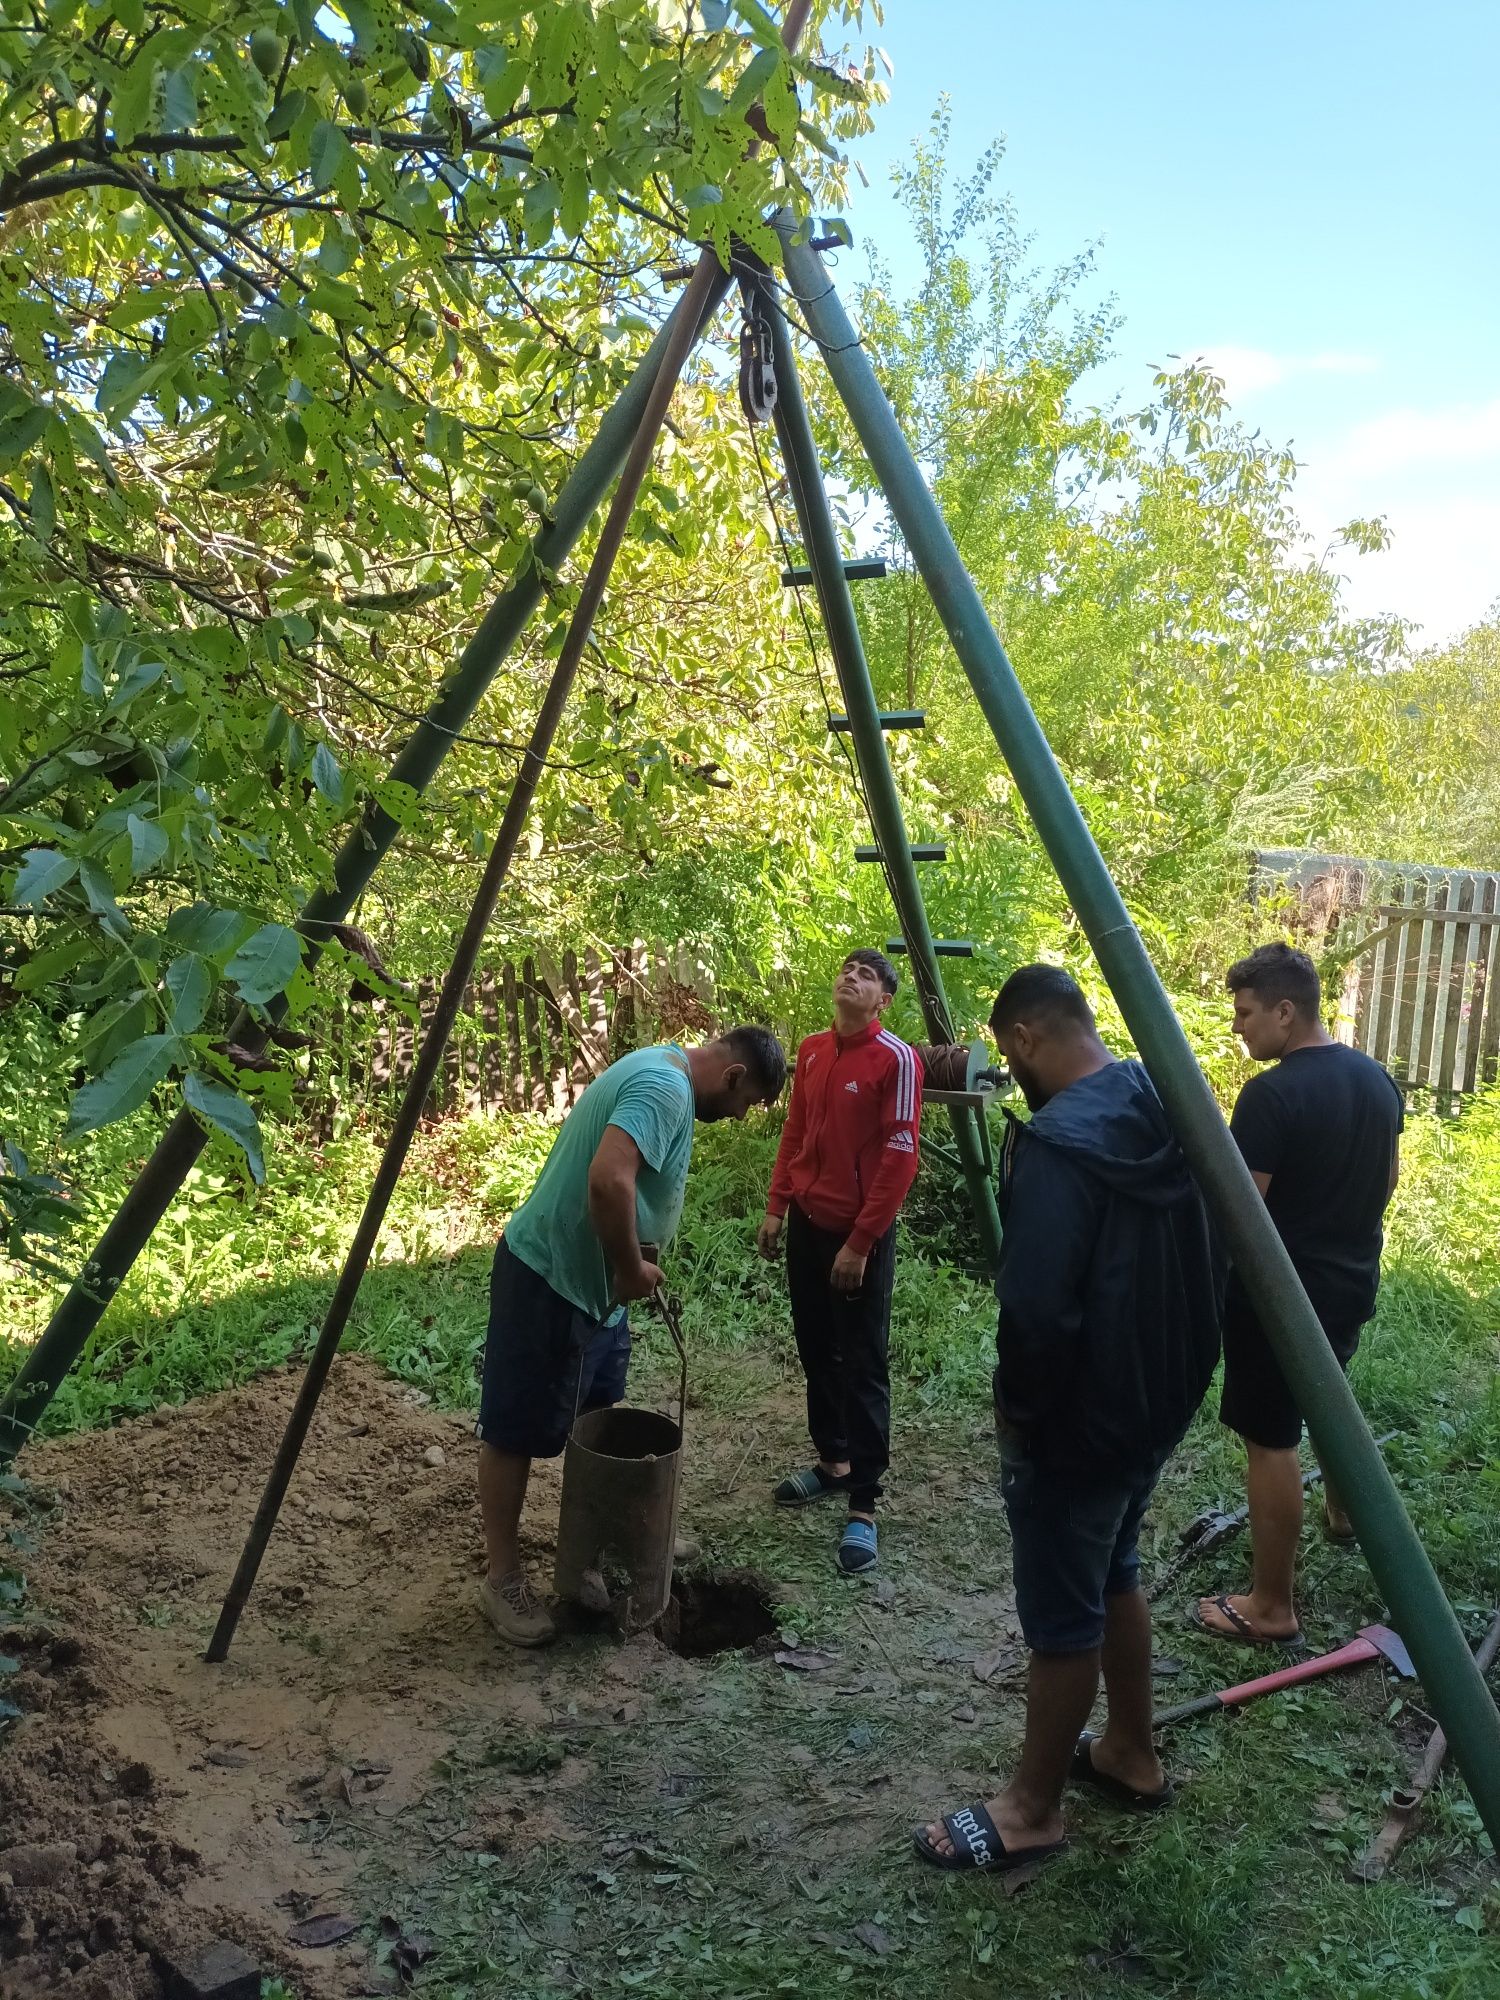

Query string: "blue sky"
[833, 0, 1499, 646]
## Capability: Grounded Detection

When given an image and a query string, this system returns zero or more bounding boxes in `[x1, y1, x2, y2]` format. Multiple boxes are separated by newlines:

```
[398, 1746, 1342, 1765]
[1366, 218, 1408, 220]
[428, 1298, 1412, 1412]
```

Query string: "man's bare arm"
[587, 1124, 663, 1302]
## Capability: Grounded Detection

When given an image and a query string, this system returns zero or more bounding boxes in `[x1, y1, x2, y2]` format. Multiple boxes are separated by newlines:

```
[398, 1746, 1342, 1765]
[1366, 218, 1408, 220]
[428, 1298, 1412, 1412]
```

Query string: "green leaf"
[183, 1073, 265, 1184]
[728, 46, 780, 117]
[310, 741, 343, 805]
[225, 922, 302, 1006]
[266, 89, 307, 141]
[96, 352, 166, 424]
[126, 812, 169, 875]
[82, 996, 152, 1073]
[165, 953, 211, 1033]
[80, 644, 105, 700]
[66, 1034, 181, 1137]
[165, 903, 252, 964]
[10, 849, 77, 907]
[308, 119, 354, 192]
[12, 931, 92, 992]
[106, 660, 165, 715]
[523, 178, 560, 243]
[28, 462, 55, 546]
[0, 399, 50, 467]
[161, 64, 197, 129]
[77, 859, 130, 937]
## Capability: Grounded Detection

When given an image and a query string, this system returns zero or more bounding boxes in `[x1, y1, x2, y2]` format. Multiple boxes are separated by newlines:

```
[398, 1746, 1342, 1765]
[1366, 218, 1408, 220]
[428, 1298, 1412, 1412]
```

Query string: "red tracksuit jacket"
[766, 1020, 922, 1255]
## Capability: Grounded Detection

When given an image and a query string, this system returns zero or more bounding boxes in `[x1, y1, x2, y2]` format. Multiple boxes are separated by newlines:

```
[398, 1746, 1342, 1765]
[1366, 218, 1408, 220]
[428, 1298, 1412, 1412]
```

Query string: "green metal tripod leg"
[0, 271, 733, 1465]
[753, 274, 1003, 1271]
[778, 218, 1500, 1847]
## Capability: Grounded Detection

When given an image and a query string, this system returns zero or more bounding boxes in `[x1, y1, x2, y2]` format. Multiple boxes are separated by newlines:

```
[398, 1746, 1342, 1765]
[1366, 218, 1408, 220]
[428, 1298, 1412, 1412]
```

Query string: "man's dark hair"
[1226, 941, 1321, 1020]
[718, 1025, 788, 1101]
[843, 947, 899, 998]
[989, 964, 1096, 1037]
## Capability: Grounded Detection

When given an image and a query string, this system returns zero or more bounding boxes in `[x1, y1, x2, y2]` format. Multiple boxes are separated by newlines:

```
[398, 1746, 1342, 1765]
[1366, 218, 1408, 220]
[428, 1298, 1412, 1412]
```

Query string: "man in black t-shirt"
[1197, 943, 1403, 1646]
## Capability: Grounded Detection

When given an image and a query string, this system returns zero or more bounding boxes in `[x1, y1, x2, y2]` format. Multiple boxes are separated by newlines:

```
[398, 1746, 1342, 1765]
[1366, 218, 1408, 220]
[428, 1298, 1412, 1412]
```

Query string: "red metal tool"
[1156, 1623, 1417, 1729]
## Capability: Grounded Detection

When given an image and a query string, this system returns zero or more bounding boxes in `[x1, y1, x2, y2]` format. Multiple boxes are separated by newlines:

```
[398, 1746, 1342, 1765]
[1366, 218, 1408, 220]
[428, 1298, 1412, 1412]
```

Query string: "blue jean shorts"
[476, 1237, 630, 1458]
[1001, 1446, 1169, 1654]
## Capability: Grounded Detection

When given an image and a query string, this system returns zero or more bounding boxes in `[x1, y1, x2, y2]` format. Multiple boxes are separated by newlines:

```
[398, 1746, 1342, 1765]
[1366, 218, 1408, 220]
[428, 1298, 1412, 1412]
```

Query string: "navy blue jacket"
[994, 1060, 1222, 1476]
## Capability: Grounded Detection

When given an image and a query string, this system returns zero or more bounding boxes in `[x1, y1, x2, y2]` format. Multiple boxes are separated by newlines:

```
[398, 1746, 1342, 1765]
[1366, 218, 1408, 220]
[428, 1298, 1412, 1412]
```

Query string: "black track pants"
[785, 1205, 896, 1514]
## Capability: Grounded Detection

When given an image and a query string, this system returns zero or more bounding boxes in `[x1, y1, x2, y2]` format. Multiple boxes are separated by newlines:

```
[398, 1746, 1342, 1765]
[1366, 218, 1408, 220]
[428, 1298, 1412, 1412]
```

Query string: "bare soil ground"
[1, 1349, 1024, 1998]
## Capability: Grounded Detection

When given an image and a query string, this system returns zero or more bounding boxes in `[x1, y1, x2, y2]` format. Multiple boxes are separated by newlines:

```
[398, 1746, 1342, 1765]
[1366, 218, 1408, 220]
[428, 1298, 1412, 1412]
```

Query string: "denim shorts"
[1001, 1446, 1169, 1654]
[476, 1236, 630, 1458]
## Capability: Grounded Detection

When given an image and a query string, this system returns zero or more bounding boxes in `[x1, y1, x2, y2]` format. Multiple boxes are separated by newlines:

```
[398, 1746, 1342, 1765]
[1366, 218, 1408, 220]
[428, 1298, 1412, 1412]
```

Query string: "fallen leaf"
[853, 1920, 896, 1956]
[288, 1912, 360, 1949]
[206, 1747, 250, 1769]
[1151, 1656, 1185, 1678]
[949, 1702, 977, 1724]
[377, 1917, 435, 1980]
[973, 1644, 1022, 1685]
[774, 1648, 840, 1673]
[999, 1859, 1048, 1898]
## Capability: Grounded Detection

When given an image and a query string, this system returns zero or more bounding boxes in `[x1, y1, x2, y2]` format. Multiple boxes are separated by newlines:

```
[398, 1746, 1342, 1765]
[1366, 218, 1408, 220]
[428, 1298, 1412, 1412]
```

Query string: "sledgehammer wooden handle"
[1350, 1610, 1500, 1882]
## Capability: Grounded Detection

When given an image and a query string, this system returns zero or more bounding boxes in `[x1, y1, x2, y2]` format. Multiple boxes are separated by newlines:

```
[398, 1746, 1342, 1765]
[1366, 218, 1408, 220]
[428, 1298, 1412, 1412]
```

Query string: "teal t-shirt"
[504, 1044, 695, 1320]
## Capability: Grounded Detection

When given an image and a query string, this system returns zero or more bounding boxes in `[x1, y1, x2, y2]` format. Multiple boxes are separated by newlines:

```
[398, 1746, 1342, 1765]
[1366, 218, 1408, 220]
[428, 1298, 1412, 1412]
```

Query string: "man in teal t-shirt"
[477, 1026, 787, 1648]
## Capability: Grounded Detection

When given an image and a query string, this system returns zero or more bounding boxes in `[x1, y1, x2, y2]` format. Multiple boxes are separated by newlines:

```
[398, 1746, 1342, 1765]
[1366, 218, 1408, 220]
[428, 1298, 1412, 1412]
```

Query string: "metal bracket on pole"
[747, 267, 1003, 1272]
[777, 214, 1500, 1845]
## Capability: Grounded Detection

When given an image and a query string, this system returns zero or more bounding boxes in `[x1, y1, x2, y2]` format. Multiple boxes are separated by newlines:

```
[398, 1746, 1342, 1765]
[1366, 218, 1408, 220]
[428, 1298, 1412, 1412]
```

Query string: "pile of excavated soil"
[0, 1354, 574, 1999]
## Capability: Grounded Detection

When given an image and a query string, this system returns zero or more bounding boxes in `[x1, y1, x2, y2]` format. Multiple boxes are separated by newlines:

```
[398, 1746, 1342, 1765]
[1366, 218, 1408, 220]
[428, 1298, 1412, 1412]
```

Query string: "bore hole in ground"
[658, 1567, 777, 1659]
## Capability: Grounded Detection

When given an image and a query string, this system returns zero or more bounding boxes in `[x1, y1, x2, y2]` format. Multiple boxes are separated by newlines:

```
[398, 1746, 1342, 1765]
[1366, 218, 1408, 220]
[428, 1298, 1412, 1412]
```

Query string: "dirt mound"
[0, 1353, 567, 1999]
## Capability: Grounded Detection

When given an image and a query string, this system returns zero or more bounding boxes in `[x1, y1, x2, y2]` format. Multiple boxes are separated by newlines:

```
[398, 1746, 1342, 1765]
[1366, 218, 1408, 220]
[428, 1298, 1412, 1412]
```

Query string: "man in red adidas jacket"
[756, 948, 922, 1574]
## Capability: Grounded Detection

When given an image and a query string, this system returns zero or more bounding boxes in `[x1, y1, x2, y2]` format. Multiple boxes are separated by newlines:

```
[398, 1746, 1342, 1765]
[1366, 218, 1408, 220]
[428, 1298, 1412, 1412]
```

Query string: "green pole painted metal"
[753, 275, 1003, 1269]
[777, 222, 1500, 1843]
[0, 271, 732, 1465]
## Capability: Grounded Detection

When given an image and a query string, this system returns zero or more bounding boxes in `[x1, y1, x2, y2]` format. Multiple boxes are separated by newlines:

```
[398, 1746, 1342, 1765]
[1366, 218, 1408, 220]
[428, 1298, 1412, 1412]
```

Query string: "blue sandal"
[774, 1465, 851, 1508]
[838, 1518, 878, 1575]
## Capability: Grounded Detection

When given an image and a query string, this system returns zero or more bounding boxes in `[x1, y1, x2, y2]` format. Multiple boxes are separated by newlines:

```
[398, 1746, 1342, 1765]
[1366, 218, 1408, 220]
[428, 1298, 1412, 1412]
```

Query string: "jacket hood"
[1019, 1060, 1191, 1205]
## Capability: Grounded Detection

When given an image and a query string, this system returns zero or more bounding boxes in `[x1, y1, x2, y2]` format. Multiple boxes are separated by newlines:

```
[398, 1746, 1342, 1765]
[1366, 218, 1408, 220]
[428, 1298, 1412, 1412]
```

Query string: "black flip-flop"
[1190, 1593, 1305, 1649]
[912, 1802, 1068, 1875]
[1069, 1731, 1175, 1812]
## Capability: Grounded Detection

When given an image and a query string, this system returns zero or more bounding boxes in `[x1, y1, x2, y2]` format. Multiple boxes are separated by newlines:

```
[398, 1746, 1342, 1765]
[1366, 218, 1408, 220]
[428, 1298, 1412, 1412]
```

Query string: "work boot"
[478, 1568, 556, 1648]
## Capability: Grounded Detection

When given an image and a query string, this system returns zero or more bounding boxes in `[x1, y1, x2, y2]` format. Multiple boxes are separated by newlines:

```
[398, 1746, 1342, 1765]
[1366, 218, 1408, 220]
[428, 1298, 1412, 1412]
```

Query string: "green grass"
[4, 1087, 1500, 1998]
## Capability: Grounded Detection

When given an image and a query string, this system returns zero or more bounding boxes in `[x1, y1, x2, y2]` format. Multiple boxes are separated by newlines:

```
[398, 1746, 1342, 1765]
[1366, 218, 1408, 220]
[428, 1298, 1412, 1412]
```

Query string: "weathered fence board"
[314, 943, 725, 1133]
[1254, 849, 1500, 1109]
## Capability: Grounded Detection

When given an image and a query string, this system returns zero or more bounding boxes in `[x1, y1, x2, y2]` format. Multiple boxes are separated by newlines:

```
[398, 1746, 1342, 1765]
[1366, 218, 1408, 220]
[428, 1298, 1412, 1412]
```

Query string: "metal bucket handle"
[650, 1285, 688, 1430]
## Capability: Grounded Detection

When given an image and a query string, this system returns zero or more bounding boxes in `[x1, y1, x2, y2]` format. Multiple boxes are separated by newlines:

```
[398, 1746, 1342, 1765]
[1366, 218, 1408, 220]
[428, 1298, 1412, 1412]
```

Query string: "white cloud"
[1325, 399, 1500, 478]
[1191, 345, 1379, 399]
[1317, 497, 1500, 642]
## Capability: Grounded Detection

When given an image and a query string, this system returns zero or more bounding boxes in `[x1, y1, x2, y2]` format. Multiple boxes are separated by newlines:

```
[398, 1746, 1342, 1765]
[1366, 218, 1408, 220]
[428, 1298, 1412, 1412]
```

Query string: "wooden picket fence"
[312, 942, 726, 1133]
[1254, 849, 1500, 1108]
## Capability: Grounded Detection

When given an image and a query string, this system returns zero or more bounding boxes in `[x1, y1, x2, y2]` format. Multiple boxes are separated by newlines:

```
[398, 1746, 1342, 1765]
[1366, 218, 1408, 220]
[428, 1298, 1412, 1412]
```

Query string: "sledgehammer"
[1155, 1623, 1417, 1730]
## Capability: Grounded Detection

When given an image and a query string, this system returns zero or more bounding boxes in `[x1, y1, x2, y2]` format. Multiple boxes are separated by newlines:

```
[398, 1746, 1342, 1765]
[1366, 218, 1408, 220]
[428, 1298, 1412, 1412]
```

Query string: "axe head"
[1362, 1624, 1417, 1678]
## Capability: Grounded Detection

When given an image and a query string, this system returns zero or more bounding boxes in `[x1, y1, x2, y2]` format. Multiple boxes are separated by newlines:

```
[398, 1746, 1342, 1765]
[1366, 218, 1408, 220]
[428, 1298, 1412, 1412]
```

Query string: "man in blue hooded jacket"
[916, 965, 1221, 1875]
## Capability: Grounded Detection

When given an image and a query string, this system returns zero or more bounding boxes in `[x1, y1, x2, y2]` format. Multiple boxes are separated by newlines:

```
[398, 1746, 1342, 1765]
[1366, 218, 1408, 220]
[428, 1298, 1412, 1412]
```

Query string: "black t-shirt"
[1226, 1043, 1404, 1333]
